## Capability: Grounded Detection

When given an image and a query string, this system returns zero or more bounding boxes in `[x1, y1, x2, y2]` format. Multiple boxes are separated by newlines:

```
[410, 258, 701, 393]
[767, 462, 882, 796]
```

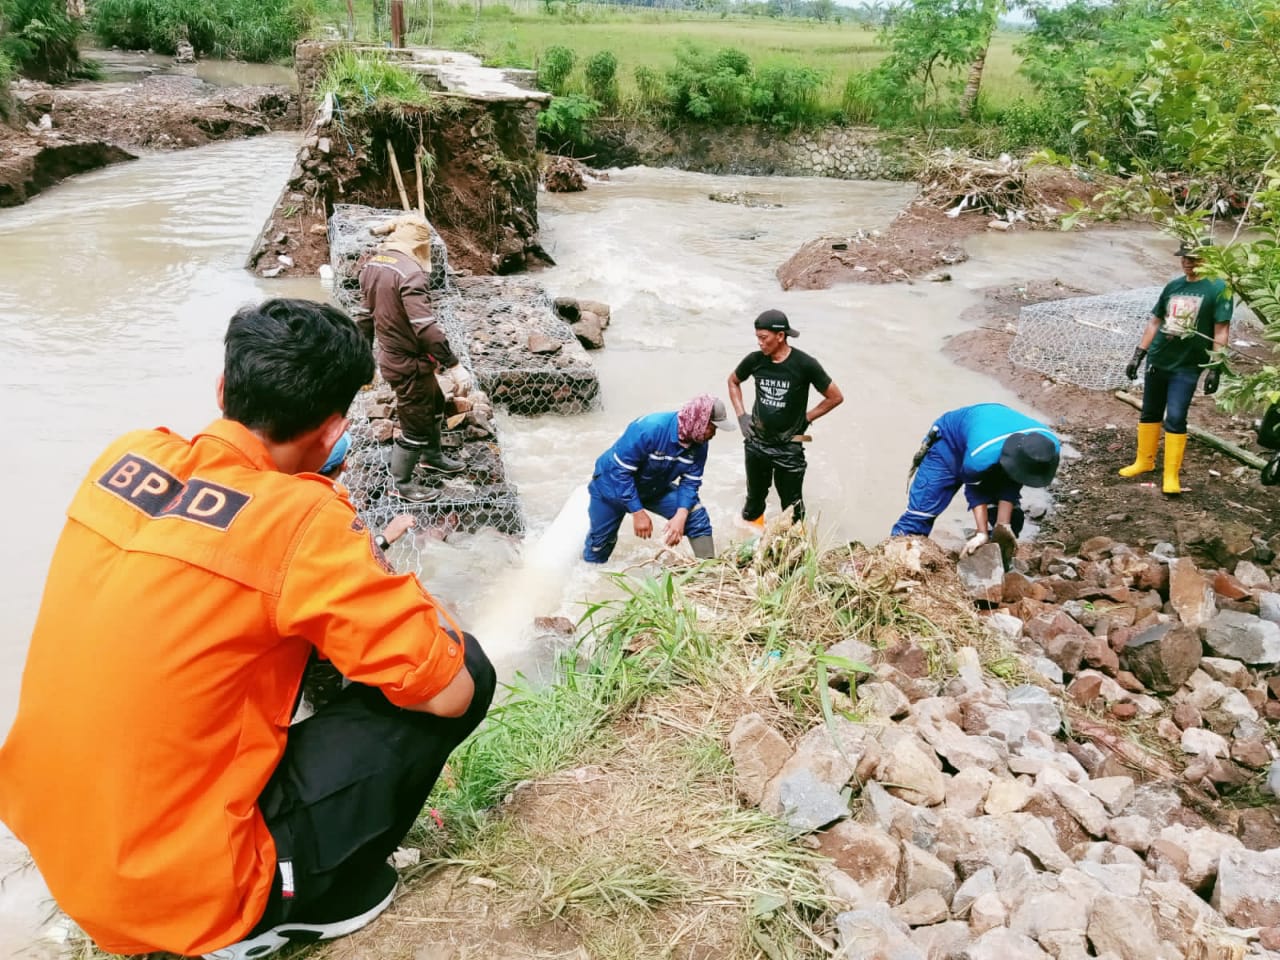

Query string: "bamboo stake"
[1113, 391, 1266, 469]
[386, 141, 411, 212]
[414, 144, 426, 218]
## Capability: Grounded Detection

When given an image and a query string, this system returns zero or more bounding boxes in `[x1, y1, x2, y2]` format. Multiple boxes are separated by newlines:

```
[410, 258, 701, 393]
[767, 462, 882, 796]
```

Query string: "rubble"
[724, 535, 1280, 959]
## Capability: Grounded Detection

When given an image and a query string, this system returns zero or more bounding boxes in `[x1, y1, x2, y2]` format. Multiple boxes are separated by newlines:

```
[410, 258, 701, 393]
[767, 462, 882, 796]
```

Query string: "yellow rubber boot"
[1163, 432, 1187, 494]
[1118, 422, 1161, 478]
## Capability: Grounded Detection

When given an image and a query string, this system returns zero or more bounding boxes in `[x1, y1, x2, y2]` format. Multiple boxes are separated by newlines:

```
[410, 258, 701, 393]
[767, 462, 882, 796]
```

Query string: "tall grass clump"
[536, 43, 575, 95]
[582, 49, 618, 111]
[90, 0, 315, 63]
[0, 0, 88, 82]
[316, 49, 432, 107]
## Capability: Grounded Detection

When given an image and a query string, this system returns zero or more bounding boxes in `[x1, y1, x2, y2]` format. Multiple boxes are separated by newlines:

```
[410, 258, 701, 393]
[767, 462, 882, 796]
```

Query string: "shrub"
[841, 67, 923, 127]
[989, 97, 1076, 154]
[582, 49, 618, 111]
[537, 44, 576, 96]
[316, 49, 432, 107]
[0, 49, 15, 120]
[537, 92, 599, 151]
[89, 0, 314, 63]
[0, 0, 86, 82]
[753, 63, 826, 128]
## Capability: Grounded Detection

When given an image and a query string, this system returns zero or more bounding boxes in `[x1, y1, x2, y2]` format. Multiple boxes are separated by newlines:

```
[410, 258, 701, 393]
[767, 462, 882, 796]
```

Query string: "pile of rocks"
[553, 295, 611, 351]
[727, 537, 1280, 959]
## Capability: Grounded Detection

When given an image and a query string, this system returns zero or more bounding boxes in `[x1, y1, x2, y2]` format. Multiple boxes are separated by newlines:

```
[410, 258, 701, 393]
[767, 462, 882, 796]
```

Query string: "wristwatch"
[374, 534, 390, 551]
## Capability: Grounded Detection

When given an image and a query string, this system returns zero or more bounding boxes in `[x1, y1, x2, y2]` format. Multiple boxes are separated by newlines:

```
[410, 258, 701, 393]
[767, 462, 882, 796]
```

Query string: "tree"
[874, 0, 994, 123]
[958, 0, 1004, 119]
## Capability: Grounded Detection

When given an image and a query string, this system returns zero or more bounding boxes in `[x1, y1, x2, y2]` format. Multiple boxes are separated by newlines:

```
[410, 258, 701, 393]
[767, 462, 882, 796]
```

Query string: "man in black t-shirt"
[728, 309, 844, 525]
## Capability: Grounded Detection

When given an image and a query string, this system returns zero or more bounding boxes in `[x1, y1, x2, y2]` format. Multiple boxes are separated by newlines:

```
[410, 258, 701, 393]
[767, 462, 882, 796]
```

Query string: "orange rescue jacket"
[0, 420, 464, 955]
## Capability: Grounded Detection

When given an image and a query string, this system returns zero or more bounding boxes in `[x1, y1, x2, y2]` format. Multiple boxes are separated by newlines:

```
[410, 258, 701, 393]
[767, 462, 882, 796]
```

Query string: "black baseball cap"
[754, 309, 799, 337]
[1176, 237, 1213, 258]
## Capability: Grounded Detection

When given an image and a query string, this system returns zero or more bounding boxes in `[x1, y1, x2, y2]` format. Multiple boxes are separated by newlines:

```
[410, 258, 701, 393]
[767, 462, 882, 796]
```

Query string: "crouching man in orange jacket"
[0, 298, 495, 960]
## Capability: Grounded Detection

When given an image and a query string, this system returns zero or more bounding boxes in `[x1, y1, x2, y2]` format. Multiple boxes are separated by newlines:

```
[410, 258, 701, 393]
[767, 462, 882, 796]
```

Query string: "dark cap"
[754, 309, 799, 338]
[1176, 237, 1213, 258]
[710, 398, 734, 430]
[999, 432, 1060, 488]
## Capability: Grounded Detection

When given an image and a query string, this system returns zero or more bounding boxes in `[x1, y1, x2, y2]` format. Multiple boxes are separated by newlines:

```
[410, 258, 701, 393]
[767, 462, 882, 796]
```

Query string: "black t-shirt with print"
[734, 347, 832, 443]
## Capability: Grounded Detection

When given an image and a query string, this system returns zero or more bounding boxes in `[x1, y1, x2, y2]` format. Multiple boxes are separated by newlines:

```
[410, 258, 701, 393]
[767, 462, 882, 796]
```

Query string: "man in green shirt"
[1119, 239, 1233, 494]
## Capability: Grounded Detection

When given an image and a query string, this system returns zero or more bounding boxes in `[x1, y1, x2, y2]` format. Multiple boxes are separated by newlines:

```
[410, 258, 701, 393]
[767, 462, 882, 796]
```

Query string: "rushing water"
[0, 137, 1169, 955]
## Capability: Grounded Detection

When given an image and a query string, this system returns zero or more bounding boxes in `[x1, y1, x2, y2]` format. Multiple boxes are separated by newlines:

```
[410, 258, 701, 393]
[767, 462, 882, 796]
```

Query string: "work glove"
[437, 365, 474, 398]
[1203, 368, 1220, 396]
[1124, 346, 1148, 381]
[737, 413, 756, 439]
[961, 532, 989, 558]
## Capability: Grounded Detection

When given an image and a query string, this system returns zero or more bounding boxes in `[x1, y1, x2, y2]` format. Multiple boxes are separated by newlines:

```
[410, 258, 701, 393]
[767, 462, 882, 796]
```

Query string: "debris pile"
[726, 535, 1280, 959]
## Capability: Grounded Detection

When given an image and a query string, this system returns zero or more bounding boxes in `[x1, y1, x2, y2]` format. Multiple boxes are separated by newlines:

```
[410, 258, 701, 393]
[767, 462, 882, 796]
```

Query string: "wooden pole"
[1113, 390, 1266, 469]
[414, 144, 426, 218]
[390, 0, 405, 48]
[386, 141, 411, 212]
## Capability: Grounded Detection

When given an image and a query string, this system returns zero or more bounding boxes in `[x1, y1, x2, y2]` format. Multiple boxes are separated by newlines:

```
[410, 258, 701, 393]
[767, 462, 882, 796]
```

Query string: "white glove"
[451, 365, 474, 397]
[961, 532, 989, 557]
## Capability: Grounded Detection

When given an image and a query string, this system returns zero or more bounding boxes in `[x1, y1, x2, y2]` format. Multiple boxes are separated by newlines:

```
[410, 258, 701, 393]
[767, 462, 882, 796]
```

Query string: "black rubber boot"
[389, 442, 439, 502]
[418, 419, 465, 474]
[689, 535, 716, 559]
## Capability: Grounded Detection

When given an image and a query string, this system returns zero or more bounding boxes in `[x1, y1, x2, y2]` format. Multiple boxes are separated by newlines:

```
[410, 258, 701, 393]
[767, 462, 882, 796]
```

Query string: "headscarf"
[677, 393, 717, 445]
[373, 214, 434, 272]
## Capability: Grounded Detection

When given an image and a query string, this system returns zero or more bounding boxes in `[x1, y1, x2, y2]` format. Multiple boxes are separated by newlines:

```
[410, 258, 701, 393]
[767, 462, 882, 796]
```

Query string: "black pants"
[381, 355, 444, 445]
[248, 632, 495, 933]
[742, 445, 806, 522]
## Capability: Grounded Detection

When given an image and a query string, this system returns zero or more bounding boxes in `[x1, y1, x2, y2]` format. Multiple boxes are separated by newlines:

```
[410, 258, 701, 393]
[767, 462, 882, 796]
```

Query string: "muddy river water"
[0, 134, 1167, 954]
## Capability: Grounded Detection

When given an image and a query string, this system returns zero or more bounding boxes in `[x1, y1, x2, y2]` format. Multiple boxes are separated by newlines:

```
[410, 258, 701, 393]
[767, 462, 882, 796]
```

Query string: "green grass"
[309, 0, 1034, 117]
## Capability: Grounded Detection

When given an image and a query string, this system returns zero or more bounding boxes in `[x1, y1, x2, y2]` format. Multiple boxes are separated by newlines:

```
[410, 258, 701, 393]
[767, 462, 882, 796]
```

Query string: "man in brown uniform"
[359, 216, 471, 501]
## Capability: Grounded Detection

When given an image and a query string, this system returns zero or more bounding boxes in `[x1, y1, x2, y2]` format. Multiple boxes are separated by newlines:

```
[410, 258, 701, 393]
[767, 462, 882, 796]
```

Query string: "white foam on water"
[468, 484, 592, 674]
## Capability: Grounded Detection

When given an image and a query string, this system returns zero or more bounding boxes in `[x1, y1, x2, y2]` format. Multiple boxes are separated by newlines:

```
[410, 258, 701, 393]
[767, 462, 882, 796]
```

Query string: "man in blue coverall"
[583, 395, 733, 563]
[891, 403, 1061, 559]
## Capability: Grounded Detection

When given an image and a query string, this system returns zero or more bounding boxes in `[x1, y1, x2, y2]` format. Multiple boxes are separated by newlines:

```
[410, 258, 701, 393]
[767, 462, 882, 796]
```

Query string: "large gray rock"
[909, 920, 971, 960]
[772, 768, 849, 832]
[1006, 685, 1061, 737]
[835, 905, 924, 960]
[1202, 610, 1280, 663]
[1259, 591, 1280, 625]
[963, 928, 1050, 959]
[761, 717, 867, 815]
[901, 841, 957, 903]
[1122, 622, 1201, 693]
[951, 867, 996, 917]
[1212, 848, 1280, 927]
[1038, 766, 1110, 837]
[958, 544, 1004, 603]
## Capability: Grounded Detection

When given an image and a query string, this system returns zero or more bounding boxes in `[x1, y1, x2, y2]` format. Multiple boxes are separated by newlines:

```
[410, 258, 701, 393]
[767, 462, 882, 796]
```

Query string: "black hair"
[222, 298, 374, 443]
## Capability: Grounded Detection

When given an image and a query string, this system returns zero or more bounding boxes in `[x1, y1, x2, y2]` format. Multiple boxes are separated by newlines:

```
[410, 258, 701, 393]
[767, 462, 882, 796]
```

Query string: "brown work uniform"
[358, 249, 459, 444]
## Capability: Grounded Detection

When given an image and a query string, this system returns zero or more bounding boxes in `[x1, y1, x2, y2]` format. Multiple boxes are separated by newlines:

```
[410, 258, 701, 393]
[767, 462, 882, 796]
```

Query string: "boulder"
[1122, 623, 1201, 693]
[1202, 610, 1280, 663]
[1025, 611, 1089, 674]
[1006, 685, 1061, 737]
[984, 779, 1031, 816]
[951, 867, 996, 917]
[963, 928, 1049, 959]
[910, 920, 971, 960]
[835, 905, 924, 960]
[857, 681, 911, 719]
[901, 841, 957, 903]
[1168, 557, 1217, 627]
[958, 545, 1004, 603]
[1105, 816, 1154, 853]
[877, 734, 947, 807]
[1260, 591, 1280, 624]
[1212, 848, 1280, 927]
[893, 889, 951, 927]
[1084, 776, 1135, 815]
[818, 821, 902, 903]
[772, 768, 849, 832]
[569, 312, 605, 350]
[1086, 895, 1166, 960]
[727, 713, 791, 806]
[966, 892, 1007, 936]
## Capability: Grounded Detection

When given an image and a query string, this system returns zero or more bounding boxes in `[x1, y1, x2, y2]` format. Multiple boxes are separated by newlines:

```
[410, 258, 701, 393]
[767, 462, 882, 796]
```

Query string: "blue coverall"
[891, 404, 1060, 537]
[583, 412, 713, 563]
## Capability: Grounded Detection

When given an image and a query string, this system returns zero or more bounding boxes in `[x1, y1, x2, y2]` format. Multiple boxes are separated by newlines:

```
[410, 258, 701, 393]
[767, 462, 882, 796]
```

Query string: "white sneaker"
[203, 863, 398, 960]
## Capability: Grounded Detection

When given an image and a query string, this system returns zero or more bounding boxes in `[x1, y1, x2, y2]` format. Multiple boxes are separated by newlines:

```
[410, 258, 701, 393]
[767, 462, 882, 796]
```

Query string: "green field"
[310, 1, 1034, 115]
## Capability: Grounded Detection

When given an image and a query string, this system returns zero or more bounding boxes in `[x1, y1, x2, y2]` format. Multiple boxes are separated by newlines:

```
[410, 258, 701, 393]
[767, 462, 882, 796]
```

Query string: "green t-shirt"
[1148, 276, 1233, 372]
